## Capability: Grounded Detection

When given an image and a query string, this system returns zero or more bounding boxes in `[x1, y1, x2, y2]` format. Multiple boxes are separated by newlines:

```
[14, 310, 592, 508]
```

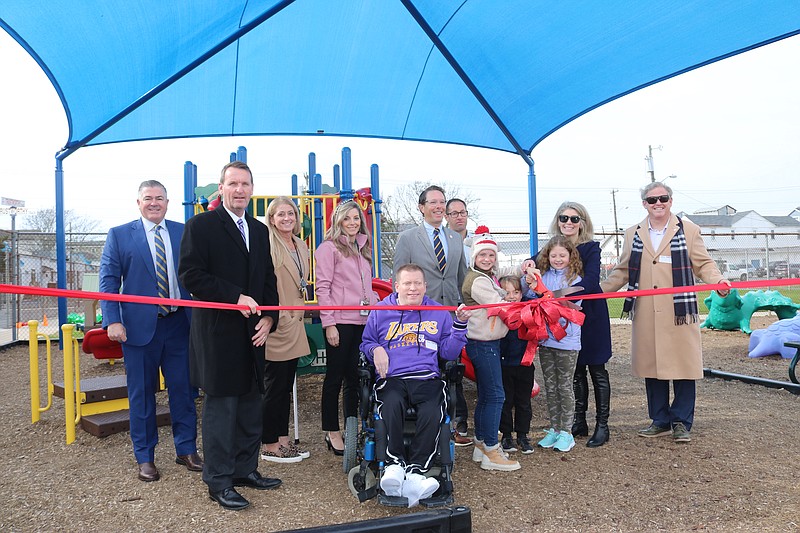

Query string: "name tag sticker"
[424, 340, 438, 351]
[659, 255, 672, 264]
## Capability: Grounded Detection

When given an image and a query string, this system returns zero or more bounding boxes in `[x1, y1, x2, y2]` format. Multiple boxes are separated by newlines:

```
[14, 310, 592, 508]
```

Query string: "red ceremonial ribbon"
[487, 299, 585, 366]
[0, 278, 798, 316]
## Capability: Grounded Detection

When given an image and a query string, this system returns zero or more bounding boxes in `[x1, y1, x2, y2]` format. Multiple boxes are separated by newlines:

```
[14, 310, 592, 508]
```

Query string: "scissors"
[528, 271, 583, 300]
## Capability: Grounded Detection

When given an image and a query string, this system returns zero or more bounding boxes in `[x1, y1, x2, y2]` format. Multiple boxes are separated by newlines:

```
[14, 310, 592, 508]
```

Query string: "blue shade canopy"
[1, 0, 799, 162]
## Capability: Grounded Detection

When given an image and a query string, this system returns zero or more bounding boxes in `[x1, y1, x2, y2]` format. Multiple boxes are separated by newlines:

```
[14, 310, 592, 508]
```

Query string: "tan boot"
[480, 443, 521, 471]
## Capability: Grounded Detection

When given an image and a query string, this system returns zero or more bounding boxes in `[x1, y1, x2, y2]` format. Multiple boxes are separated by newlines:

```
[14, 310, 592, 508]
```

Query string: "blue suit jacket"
[99, 218, 191, 346]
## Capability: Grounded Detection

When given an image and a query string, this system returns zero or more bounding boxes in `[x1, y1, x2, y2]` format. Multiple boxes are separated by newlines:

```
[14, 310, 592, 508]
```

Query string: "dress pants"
[121, 311, 196, 464]
[321, 324, 364, 431]
[202, 380, 262, 492]
[645, 378, 696, 430]
[262, 358, 299, 443]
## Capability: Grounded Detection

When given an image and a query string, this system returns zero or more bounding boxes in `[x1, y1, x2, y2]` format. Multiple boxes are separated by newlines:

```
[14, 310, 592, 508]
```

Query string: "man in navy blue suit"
[99, 180, 201, 482]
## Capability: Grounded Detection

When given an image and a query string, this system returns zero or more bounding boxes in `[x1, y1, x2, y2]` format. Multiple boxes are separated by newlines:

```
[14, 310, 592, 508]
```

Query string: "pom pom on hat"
[470, 225, 498, 265]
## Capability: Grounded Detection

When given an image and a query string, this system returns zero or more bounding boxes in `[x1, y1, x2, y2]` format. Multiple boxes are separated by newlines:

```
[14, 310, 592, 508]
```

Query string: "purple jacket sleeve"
[438, 314, 468, 361]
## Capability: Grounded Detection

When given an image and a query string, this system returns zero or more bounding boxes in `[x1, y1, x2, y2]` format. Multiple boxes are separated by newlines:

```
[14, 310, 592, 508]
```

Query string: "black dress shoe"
[208, 487, 250, 511]
[137, 462, 160, 482]
[176, 452, 204, 472]
[232, 471, 282, 490]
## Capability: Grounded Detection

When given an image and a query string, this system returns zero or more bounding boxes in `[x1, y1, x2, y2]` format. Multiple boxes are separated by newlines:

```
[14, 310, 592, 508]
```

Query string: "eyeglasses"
[558, 215, 581, 224]
[446, 210, 468, 217]
[644, 195, 671, 205]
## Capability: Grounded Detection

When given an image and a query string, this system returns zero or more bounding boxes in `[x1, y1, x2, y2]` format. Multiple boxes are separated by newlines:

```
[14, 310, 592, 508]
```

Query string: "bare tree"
[379, 180, 480, 269]
[22, 208, 101, 237]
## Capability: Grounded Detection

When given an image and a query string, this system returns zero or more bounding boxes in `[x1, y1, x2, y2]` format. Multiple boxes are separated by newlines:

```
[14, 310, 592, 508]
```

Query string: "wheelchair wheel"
[347, 466, 376, 499]
[343, 416, 359, 473]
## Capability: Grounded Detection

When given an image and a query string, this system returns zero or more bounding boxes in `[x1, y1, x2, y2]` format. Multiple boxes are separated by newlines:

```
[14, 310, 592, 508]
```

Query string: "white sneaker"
[402, 473, 439, 508]
[472, 438, 485, 462]
[380, 464, 405, 497]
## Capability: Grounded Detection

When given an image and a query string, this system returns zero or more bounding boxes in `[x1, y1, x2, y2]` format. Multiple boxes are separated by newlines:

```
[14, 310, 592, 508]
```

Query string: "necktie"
[237, 218, 247, 245]
[154, 225, 170, 316]
[433, 227, 446, 272]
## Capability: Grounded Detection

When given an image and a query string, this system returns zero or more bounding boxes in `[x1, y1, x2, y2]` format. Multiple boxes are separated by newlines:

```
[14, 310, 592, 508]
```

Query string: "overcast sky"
[0, 30, 798, 236]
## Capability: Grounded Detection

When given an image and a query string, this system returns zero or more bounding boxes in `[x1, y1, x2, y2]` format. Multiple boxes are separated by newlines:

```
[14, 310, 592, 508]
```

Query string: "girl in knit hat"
[461, 226, 521, 471]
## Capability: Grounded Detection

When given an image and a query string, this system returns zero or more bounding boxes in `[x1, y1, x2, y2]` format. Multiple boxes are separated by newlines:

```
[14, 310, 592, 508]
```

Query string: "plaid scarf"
[622, 217, 698, 325]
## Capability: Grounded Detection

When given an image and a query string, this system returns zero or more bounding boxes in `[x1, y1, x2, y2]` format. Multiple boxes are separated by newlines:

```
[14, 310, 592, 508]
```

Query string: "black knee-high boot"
[587, 365, 610, 447]
[571, 365, 589, 437]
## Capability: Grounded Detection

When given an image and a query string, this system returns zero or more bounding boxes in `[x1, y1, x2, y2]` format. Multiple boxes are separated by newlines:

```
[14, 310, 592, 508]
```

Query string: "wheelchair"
[343, 354, 464, 507]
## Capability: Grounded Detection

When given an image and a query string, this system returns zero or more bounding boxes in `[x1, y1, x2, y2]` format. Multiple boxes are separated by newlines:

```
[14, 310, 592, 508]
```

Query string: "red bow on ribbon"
[488, 300, 585, 366]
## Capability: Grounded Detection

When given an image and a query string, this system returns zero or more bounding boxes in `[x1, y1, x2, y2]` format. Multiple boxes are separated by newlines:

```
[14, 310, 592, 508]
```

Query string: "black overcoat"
[179, 208, 279, 396]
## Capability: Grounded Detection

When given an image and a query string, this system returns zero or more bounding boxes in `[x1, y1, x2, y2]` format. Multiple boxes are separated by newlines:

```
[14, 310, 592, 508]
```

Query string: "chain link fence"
[1, 232, 106, 343]
[380, 230, 800, 283]
[2, 230, 798, 346]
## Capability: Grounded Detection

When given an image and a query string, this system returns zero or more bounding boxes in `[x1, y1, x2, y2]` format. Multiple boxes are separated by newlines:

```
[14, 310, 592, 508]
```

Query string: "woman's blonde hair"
[266, 196, 302, 269]
[324, 200, 372, 263]
[548, 201, 594, 244]
[535, 235, 583, 285]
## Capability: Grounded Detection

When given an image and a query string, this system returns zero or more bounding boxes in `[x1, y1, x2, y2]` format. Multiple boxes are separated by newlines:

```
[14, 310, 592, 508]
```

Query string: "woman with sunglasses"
[546, 202, 613, 447]
[315, 200, 378, 454]
[602, 182, 729, 444]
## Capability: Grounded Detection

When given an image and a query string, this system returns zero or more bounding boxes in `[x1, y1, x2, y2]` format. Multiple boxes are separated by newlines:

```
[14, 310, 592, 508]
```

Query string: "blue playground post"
[308, 152, 317, 183]
[313, 173, 324, 246]
[291, 174, 299, 196]
[371, 163, 382, 278]
[237, 146, 247, 163]
[340, 147, 354, 201]
[333, 164, 340, 191]
[183, 161, 197, 222]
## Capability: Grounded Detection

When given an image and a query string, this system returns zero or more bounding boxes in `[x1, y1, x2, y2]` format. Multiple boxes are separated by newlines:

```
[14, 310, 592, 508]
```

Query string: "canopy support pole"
[527, 161, 537, 255]
[54, 154, 67, 347]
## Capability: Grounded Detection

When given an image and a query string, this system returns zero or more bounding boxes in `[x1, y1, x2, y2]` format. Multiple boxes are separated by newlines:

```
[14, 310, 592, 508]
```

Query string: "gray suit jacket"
[393, 224, 467, 307]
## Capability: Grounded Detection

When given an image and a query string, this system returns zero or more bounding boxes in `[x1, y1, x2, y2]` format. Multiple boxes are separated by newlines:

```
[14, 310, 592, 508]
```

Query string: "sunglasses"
[644, 195, 671, 205]
[558, 215, 581, 224]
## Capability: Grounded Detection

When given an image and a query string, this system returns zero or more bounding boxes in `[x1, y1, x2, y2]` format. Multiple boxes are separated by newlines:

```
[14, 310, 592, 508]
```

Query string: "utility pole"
[611, 189, 620, 260]
[645, 144, 662, 182]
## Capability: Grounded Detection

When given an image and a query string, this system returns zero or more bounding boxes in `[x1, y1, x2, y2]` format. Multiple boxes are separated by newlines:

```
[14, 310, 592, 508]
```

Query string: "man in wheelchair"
[360, 263, 471, 507]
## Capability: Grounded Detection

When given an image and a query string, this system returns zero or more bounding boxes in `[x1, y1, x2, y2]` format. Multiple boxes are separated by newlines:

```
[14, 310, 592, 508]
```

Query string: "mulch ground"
[1, 316, 798, 532]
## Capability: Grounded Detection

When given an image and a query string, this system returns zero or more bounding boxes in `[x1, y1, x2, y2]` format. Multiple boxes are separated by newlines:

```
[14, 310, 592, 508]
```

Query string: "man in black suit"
[179, 161, 281, 511]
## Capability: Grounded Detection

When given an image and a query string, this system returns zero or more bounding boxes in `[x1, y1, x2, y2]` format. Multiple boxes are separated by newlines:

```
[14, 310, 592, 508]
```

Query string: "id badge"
[359, 299, 370, 316]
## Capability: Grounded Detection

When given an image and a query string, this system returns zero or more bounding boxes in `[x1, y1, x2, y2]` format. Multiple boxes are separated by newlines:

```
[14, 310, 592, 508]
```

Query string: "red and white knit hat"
[470, 225, 498, 266]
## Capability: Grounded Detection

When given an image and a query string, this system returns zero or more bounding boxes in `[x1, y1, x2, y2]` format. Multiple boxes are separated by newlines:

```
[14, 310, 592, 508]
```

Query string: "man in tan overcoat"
[602, 182, 730, 443]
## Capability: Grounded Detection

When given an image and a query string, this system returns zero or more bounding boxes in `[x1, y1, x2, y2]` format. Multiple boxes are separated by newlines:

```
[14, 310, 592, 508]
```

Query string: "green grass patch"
[606, 286, 800, 317]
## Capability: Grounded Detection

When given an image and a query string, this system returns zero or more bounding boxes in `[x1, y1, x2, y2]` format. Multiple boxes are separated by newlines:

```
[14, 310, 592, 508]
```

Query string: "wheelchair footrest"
[378, 494, 410, 507]
[421, 494, 454, 508]
[357, 486, 377, 503]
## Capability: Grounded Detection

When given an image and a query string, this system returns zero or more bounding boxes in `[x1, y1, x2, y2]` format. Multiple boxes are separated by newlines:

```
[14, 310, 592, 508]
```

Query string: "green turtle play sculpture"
[701, 289, 800, 334]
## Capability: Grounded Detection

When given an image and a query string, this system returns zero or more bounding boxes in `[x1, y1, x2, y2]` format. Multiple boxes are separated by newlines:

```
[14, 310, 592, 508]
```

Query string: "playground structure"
[701, 289, 800, 334]
[28, 145, 393, 444]
[28, 320, 170, 444]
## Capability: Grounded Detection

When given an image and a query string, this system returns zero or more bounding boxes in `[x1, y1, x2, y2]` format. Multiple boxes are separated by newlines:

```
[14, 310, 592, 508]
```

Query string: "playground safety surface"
[1, 315, 798, 532]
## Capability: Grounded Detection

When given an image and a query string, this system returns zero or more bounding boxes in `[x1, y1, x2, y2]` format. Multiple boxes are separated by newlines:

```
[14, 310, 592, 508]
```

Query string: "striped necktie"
[433, 227, 446, 272]
[154, 225, 170, 316]
[237, 218, 247, 247]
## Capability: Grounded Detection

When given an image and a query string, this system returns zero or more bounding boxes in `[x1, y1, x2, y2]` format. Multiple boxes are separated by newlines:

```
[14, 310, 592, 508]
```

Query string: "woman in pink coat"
[315, 200, 378, 453]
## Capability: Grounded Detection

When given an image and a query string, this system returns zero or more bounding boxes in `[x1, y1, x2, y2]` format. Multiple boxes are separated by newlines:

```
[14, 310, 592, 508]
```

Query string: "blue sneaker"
[537, 428, 558, 448]
[553, 431, 575, 452]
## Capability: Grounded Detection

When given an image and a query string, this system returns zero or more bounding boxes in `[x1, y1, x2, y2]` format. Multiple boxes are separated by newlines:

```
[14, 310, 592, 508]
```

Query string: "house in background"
[598, 207, 800, 275]
[680, 207, 800, 271]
